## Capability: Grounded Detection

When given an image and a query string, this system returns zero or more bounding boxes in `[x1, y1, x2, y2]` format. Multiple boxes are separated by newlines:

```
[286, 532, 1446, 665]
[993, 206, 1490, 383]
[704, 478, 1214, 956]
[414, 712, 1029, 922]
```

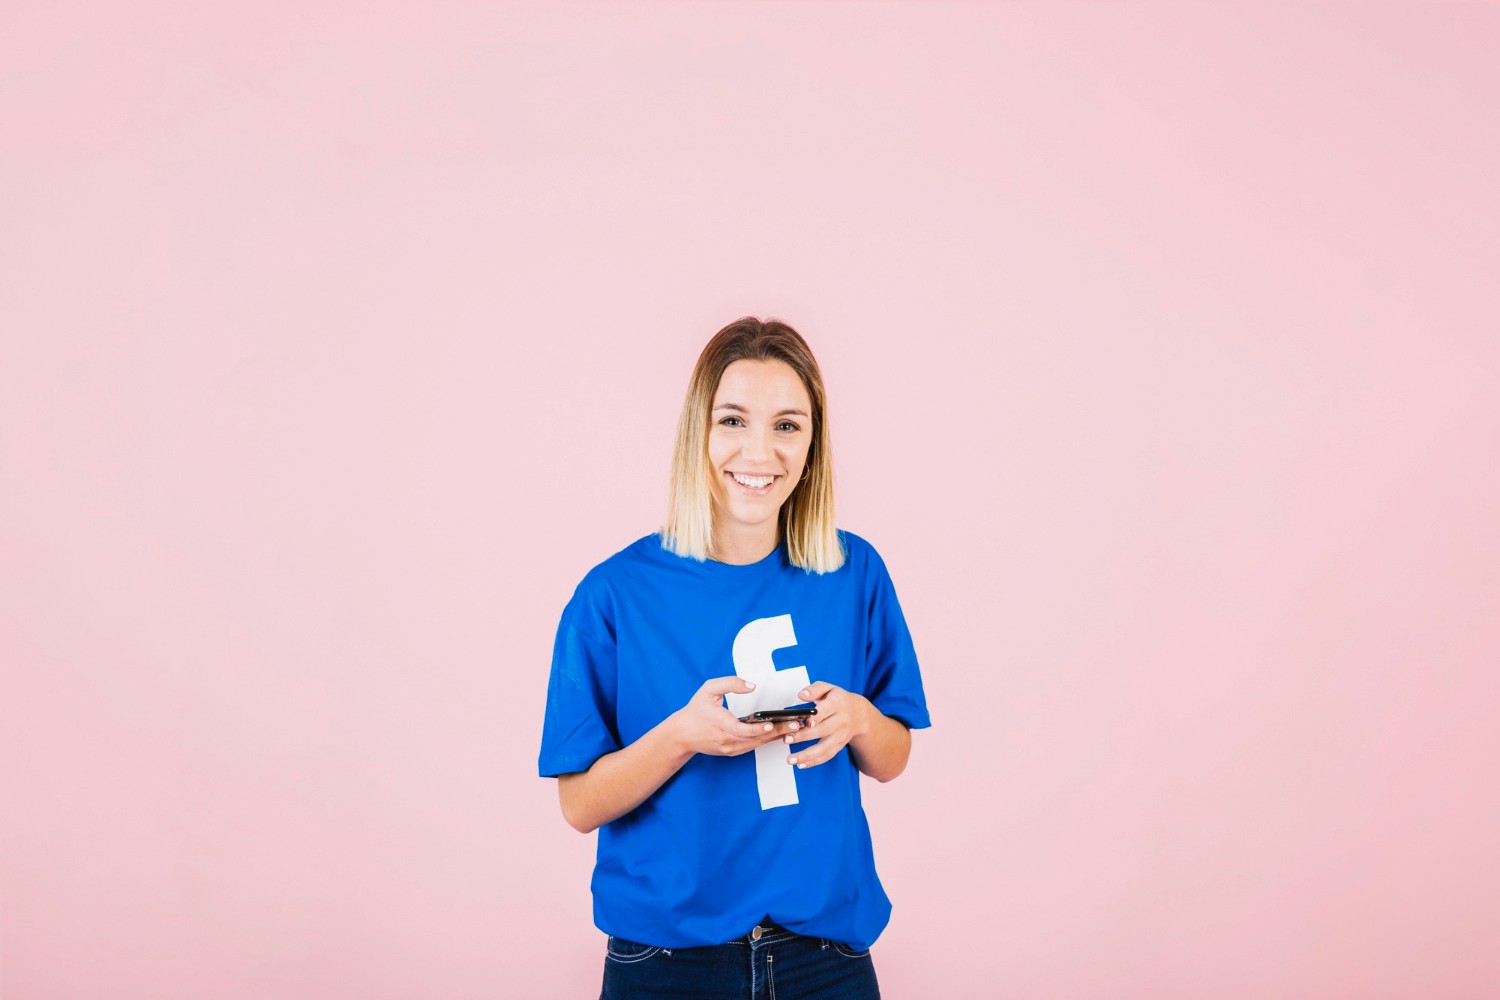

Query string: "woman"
[538, 317, 931, 1000]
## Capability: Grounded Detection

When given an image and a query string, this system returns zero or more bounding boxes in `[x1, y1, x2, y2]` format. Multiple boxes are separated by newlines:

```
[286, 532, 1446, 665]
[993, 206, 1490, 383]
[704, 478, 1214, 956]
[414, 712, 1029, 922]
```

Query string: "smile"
[727, 471, 781, 496]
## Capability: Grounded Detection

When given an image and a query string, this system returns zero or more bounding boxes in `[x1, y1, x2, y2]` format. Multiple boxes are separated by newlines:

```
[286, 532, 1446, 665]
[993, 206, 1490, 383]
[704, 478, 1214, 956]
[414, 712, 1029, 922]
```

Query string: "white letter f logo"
[724, 614, 810, 810]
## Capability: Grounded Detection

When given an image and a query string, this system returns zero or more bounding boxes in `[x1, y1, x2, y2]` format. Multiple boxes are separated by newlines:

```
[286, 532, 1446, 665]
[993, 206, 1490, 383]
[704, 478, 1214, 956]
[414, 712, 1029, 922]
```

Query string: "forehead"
[712, 359, 811, 409]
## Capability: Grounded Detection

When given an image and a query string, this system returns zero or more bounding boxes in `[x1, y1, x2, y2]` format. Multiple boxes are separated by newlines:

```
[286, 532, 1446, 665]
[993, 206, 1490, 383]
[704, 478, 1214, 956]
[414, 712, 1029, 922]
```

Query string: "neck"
[711, 519, 780, 565]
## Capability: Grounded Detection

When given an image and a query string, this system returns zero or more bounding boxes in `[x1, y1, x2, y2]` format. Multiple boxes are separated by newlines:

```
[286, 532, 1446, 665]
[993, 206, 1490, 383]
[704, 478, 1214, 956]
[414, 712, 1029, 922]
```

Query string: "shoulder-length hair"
[661, 317, 845, 574]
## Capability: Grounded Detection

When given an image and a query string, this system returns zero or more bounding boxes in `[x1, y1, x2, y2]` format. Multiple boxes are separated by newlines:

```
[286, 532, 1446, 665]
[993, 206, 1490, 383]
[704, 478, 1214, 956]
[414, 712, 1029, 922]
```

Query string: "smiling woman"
[538, 317, 931, 1000]
[705, 361, 816, 564]
[664, 318, 843, 573]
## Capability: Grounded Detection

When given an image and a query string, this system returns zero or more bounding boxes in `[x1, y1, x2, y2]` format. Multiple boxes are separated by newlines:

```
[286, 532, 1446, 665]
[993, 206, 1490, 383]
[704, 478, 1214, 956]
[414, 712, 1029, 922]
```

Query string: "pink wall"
[4, 3, 1498, 997]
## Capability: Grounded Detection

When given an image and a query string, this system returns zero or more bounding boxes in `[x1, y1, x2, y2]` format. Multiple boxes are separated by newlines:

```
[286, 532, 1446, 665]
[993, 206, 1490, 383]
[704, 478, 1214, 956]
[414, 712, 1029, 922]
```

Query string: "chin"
[714, 495, 785, 528]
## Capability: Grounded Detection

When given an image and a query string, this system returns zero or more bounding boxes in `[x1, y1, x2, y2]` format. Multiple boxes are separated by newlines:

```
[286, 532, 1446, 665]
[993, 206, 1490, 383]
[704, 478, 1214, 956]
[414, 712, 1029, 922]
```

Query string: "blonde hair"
[661, 317, 845, 574]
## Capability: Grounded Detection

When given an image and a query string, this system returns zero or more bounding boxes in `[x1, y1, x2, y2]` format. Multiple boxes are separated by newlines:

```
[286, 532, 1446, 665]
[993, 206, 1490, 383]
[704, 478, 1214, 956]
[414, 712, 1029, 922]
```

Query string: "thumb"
[798, 681, 836, 702]
[700, 675, 757, 699]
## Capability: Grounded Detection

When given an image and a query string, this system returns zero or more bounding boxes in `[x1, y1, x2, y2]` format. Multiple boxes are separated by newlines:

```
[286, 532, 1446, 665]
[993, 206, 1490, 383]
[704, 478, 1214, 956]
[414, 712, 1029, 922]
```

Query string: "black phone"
[738, 707, 818, 723]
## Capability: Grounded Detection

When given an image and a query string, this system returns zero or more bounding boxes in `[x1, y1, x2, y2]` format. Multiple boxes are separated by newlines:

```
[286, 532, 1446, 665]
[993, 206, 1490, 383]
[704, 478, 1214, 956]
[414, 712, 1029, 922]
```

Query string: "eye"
[719, 416, 744, 427]
[777, 421, 801, 432]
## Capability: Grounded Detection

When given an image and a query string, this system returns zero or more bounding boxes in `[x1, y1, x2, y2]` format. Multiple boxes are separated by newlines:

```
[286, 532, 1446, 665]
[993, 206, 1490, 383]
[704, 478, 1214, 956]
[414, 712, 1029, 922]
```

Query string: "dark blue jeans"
[600, 918, 880, 1000]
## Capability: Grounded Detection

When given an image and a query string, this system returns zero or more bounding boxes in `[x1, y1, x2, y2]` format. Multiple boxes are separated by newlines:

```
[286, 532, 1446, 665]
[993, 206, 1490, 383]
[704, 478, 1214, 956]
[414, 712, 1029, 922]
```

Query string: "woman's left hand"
[783, 681, 876, 770]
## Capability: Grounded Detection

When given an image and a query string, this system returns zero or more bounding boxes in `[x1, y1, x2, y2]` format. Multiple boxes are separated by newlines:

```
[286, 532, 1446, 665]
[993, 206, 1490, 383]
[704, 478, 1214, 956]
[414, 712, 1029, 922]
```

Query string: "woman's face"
[707, 358, 814, 536]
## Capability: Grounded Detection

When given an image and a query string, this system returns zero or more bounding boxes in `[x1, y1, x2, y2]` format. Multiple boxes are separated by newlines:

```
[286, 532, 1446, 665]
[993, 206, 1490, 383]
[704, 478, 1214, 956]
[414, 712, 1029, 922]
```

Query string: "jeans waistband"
[727, 917, 797, 945]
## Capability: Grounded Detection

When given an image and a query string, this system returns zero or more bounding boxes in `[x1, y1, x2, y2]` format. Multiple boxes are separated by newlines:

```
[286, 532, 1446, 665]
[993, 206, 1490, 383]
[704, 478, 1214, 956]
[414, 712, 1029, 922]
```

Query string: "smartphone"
[738, 708, 818, 723]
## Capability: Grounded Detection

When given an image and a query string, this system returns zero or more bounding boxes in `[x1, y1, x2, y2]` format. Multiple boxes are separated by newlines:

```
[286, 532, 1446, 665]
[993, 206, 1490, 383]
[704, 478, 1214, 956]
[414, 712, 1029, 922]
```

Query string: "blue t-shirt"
[537, 529, 931, 952]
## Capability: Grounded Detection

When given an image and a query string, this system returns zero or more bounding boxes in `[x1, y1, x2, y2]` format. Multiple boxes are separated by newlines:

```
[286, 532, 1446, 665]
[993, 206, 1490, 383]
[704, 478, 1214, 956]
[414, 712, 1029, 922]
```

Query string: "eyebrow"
[713, 403, 809, 418]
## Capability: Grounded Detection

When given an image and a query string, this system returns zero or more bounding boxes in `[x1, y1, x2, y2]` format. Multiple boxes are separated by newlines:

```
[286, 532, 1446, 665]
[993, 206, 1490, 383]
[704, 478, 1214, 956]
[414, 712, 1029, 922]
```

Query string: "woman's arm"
[557, 675, 796, 833]
[780, 681, 913, 782]
[846, 709, 912, 782]
[557, 719, 693, 834]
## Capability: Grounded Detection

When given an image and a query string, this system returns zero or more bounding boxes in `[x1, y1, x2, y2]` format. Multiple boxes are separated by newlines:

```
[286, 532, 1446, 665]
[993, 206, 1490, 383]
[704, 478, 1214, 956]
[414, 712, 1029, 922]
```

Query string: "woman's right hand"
[557, 676, 804, 833]
[668, 676, 801, 757]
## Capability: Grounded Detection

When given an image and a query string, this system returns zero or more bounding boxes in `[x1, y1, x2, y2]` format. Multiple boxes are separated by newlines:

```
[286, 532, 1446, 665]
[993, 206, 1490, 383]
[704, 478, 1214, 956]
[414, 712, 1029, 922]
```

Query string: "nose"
[739, 426, 774, 464]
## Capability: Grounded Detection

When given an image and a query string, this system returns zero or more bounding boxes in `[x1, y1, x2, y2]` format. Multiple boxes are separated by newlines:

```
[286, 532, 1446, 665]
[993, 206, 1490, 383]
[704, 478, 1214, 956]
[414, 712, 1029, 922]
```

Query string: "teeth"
[732, 474, 775, 489]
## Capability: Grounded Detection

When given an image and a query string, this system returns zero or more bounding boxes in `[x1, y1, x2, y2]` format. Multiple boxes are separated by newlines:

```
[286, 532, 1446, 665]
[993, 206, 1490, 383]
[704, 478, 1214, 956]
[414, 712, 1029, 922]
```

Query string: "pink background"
[4, 3, 1499, 998]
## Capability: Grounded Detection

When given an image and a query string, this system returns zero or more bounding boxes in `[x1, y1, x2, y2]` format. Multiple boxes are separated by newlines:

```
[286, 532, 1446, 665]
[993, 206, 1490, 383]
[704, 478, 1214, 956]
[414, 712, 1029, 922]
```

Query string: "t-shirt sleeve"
[863, 546, 932, 730]
[538, 582, 622, 778]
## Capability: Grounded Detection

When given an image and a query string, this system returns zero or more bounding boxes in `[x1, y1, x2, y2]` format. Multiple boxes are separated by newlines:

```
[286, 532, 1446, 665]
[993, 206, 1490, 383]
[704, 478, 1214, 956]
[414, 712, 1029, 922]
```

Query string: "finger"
[712, 702, 782, 737]
[787, 734, 847, 769]
[801, 703, 835, 728]
[717, 723, 787, 755]
[730, 716, 778, 739]
[729, 723, 799, 753]
[760, 719, 810, 747]
[798, 681, 837, 703]
[701, 675, 757, 699]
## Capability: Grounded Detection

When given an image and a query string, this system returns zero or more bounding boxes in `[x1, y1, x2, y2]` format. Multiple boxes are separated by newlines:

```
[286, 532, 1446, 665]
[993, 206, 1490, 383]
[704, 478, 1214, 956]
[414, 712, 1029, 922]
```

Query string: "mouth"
[725, 471, 782, 497]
